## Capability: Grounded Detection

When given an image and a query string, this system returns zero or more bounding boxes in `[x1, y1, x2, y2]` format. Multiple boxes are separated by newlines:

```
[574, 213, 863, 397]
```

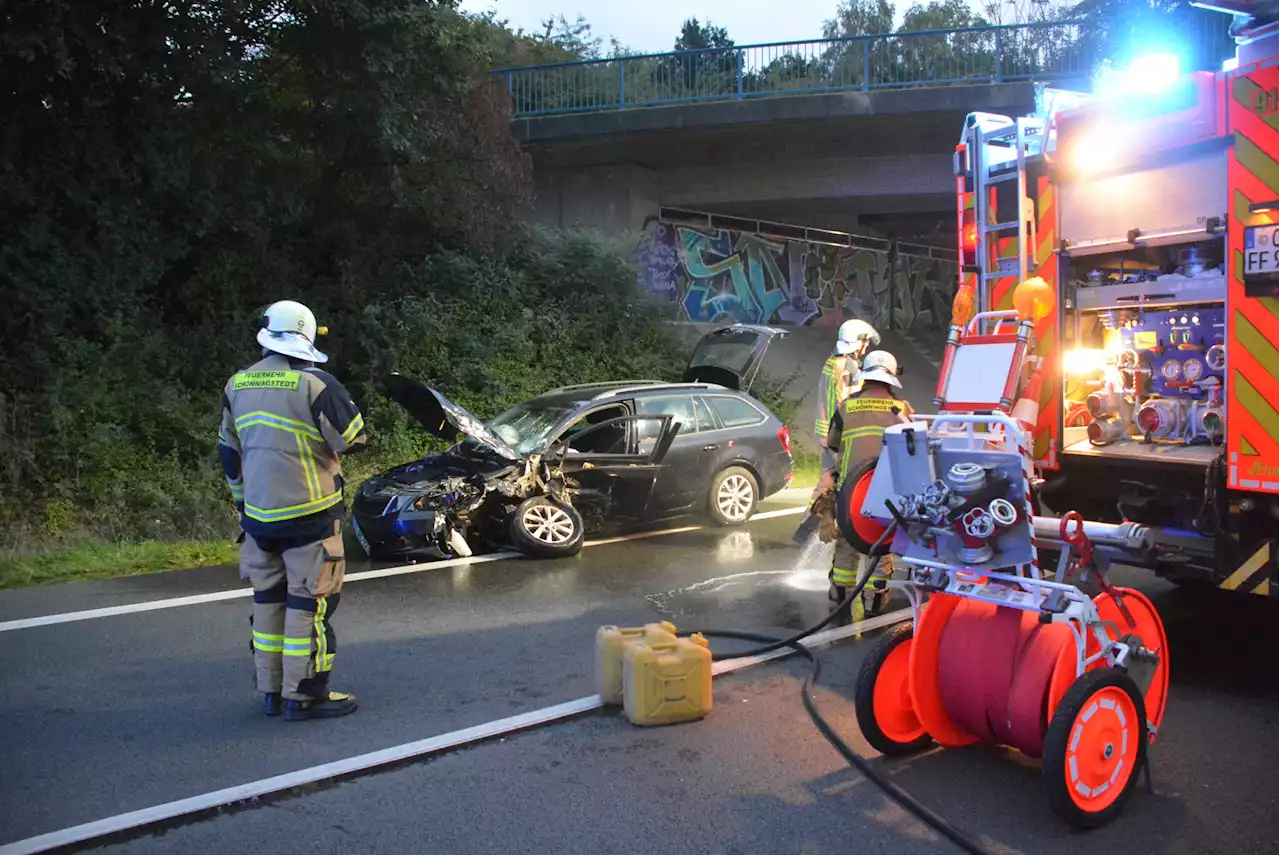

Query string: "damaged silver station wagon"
[350, 325, 796, 560]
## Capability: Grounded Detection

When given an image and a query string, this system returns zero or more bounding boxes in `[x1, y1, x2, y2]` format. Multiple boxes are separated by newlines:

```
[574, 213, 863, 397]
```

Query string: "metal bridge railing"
[501, 21, 1095, 117]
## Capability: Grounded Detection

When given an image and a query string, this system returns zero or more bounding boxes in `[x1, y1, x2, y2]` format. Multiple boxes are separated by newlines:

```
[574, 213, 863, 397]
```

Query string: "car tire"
[708, 466, 759, 526]
[509, 496, 584, 559]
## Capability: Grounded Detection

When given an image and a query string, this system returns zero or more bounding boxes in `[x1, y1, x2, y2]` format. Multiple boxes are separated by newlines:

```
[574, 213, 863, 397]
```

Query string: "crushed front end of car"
[351, 373, 583, 560]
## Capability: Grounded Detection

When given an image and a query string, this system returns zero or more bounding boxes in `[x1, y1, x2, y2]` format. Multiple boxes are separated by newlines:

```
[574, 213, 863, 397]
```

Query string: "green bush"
[0, 225, 688, 551]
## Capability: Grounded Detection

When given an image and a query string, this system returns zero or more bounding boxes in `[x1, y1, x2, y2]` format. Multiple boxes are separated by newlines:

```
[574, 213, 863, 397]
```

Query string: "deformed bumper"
[350, 509, 442, 558]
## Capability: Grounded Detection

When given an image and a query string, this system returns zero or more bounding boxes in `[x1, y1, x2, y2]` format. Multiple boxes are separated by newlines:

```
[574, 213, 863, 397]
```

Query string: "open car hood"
[384, 373, 522, 461]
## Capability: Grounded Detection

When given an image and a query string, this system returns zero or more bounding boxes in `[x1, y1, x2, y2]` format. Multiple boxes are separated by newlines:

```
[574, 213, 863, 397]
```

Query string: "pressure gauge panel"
[1206, 344, 1226, 372]
[1117, 306, 1225, 396]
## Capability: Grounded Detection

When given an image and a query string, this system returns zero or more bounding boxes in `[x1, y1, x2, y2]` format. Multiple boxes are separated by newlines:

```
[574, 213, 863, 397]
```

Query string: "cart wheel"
[855, 623, 933, 757]
[1042, 667, 1147, 829]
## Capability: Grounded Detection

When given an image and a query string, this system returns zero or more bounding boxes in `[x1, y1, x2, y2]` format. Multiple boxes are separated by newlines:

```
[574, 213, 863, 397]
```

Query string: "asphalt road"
[0, 493, 1276, 855]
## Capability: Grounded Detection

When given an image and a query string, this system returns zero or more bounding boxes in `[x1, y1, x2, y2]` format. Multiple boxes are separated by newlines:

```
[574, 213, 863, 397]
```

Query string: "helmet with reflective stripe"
[257, 300, 328, 364]
[836, 319, 880, 356]
[859, 350, 901, 388]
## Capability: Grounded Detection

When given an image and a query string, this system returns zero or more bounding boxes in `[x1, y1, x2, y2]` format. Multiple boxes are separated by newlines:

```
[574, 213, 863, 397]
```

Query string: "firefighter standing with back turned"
[218, 300, 368, 721]
[792, 318, 881, 546]
[825, 349, 913, 622]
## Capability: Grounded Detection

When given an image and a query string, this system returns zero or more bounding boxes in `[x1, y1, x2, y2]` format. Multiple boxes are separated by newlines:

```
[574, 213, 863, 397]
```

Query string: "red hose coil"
[937, 600, 1074, 756]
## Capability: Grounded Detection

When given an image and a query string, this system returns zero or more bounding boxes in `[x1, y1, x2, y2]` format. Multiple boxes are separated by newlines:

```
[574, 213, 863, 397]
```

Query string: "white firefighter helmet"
[859, 350, 902, 389]
[256, 300, 328, 364]
[835, 318, 880, 356]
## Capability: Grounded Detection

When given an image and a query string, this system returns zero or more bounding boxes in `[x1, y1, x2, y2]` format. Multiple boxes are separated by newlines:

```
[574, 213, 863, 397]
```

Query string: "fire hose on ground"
[678, 521, 997, 855]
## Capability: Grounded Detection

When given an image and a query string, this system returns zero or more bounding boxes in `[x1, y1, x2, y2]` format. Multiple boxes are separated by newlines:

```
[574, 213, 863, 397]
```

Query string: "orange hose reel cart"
[841, 308, 1170, 829]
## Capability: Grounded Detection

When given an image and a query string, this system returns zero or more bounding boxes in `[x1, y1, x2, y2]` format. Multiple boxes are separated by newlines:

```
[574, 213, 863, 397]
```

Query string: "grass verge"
[788, 449, 822, 491]
[0, 538, 240, 591]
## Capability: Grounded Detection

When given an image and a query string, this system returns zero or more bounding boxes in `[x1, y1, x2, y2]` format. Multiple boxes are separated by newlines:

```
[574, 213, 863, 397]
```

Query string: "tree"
[823, 0, 896, 38]
[1069, 0, 1236, 72]
[0, 0, 682, 547]
[900, 0, 988, 30]
[896, 0, 991, 81]
[664, 18, 736, 96]
[461, 11, 603, 68]
[674, 18, 735, 51]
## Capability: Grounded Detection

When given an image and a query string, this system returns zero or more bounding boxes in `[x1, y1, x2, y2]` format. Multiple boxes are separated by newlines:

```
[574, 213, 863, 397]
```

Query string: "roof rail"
[592, 382, 727, 400]
[542, 380, 667, 395]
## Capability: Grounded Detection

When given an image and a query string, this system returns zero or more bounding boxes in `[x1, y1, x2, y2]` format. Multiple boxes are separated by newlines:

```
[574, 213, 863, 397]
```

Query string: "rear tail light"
[777, 425, 791, 453]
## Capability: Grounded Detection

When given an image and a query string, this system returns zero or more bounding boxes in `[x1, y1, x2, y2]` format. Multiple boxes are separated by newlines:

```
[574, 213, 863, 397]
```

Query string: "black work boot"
[284, 691, 359, 721]
[263, 692, 283, 717]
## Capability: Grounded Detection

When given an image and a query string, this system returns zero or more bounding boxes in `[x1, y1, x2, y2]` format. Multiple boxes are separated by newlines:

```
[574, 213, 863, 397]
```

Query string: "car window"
[706, 395, 765, 429]
[687, 329, 760, 374]
[693, 397, 718, 431]
[558, 405, 630, 455]
[636, 396, 701, 436]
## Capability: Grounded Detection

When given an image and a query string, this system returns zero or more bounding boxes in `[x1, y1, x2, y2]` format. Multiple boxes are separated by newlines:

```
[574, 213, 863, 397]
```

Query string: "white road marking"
[0, 506, 807, 633]
[0, 606, 908, 855]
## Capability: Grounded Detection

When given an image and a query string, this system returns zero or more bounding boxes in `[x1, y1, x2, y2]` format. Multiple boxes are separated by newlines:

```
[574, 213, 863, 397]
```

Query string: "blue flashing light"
[1128, 53, 1182, 91]
[1095, 52, 1184, 98]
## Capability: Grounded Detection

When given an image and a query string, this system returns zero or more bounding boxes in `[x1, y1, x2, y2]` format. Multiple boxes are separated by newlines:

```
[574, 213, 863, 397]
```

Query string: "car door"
[636, 394, 719, 515]
[682, 324, 789, 393]
[698, 392, 775, 478]
[548, 413, 678, 526]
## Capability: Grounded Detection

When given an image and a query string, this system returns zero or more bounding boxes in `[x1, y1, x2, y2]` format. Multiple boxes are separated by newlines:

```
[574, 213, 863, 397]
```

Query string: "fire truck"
[951, 1, 1278, 596]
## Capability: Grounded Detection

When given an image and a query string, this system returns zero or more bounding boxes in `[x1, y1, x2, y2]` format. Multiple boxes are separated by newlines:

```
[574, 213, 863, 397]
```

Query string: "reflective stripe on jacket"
[825, 387, 913, 483]
[218, 354, 367, 528]
[814, 354, 859, 440]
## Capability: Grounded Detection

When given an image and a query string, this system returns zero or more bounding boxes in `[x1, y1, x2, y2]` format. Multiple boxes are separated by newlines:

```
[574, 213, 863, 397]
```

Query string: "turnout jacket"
[825, 384, 913, 483]
[218, 353, 367, 540]
[814, 353, 860, 441]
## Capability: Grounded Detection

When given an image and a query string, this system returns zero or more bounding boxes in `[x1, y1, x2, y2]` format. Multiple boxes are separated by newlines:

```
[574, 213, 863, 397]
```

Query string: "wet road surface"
[0, 487, 1276, 854]
[0, 497, 826, 842]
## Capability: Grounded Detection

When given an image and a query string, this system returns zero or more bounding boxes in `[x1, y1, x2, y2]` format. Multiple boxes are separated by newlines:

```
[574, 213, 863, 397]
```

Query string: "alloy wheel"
[522, 504, 577, 545]
[717, 474, 754, 522]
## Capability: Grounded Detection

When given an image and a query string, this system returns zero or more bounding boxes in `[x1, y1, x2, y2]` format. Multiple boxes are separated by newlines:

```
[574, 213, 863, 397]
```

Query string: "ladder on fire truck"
[957, 113, 1051, 314]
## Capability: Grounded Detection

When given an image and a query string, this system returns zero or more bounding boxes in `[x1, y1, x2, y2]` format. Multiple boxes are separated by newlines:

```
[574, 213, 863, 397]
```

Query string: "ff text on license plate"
[1244, 225, 1279, 275]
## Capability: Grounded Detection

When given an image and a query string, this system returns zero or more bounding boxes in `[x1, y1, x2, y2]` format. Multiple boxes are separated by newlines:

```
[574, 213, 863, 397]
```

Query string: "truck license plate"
[350, 517, 371, 556]
[1244, 225, 1279, 275]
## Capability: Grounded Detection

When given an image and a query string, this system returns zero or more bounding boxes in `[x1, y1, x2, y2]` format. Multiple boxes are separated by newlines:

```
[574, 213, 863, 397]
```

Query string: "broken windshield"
[458, 400, 574, 457]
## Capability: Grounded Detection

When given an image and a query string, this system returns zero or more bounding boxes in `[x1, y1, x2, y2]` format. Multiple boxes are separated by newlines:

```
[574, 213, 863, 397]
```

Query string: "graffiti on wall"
[637, 220, 958, 333]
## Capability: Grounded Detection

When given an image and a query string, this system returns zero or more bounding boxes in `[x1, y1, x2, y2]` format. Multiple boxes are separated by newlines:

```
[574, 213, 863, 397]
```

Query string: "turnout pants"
[832, 538, 894, 622]
[241, 521, 347, 701]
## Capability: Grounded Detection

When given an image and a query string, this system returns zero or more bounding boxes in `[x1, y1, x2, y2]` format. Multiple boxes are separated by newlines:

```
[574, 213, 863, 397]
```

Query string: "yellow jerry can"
[595, 622, 678, 705]
[621, 634, 713, 727]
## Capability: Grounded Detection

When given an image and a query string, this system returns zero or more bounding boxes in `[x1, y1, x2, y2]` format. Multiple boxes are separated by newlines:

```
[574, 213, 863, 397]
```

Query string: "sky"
[458, 0, 864, 55]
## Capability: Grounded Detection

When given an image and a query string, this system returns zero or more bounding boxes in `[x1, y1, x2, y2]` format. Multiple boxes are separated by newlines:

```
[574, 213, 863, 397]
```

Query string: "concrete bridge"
[514, 81, 1038, 240]
[498, 21, 1097, 240]
[496, 17, 1234, 241]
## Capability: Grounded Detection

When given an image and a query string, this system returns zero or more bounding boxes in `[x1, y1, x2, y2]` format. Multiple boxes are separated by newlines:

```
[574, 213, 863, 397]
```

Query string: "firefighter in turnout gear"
[218, 300, 368, 721]
[792, 319, 881, 546]
[825, 350, 912, 621]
